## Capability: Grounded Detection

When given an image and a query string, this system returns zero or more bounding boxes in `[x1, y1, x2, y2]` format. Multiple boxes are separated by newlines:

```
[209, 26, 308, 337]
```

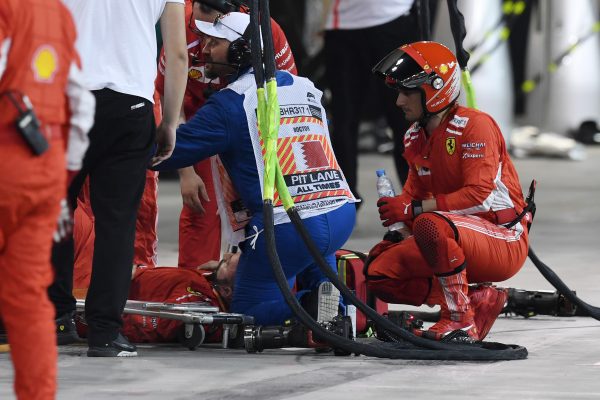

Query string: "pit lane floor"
[2, 149, 600, 399]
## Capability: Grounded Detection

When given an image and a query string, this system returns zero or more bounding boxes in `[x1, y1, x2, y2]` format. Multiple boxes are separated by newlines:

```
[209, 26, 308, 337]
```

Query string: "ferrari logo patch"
[446, 137, 456, 155]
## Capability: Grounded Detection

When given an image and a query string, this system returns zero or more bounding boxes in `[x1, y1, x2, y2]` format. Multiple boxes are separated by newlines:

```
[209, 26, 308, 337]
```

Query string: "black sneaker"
[56, 312, 80, 345]
[87, 333, 138, 357]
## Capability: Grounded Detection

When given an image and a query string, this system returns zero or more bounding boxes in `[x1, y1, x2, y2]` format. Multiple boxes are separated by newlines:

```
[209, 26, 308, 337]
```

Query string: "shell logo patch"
[446, 137, 456, 155]
[32, 45, 58, 82]
[439, 64, 448, 74]
[188, 67, 203, 81]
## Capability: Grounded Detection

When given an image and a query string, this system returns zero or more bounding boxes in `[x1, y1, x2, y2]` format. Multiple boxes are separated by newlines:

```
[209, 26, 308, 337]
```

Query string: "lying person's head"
[199, 252, 240, 307]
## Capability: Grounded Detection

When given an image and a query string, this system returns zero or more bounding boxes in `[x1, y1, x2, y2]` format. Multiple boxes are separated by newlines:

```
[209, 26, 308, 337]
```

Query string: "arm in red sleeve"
[154, 46, 167, 96]
[271, 18, 297, 75]
[402, 164, 430, 200]
[400, 127, 431, 201]
[436, 114, 503, 213]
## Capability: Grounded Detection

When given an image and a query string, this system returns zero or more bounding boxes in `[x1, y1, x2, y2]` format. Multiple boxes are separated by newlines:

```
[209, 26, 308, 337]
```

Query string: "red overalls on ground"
[0, 1, 80, 398]
[367, 105, 530, 337]
[72, 201, 222, 343]
[154, 0, 297, 268]
[122, 266, 222, 343]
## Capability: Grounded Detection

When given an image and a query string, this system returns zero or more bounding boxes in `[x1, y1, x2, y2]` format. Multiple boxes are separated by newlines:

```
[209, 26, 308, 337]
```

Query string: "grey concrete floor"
[2, 149, 600, 399]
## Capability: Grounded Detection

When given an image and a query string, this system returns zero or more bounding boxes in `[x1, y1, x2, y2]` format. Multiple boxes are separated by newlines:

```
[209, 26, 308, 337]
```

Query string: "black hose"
[250, 0, 264, 86]
[286, 208, 527, 360]
[418, 0, 431, 41]
[259, 0, 276, 80]
[262, 204, 527, 360]
[446, 0, 470, 69]
[528, 247, 600, 320]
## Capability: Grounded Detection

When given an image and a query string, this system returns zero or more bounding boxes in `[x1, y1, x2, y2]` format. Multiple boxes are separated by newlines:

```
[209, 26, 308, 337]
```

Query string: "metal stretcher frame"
[75, 299, 254, 350]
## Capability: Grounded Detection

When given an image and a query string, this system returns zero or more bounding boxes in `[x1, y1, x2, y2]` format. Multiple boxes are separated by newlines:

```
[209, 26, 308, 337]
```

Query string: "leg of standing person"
[369, 13, 421, 186]
[51, 94, 161, 325]
[84, 89, 154, 353]
[48, 140, 97, 344]
[324, 29, 370, 201]
[133, 91, 164, 268]
[0, 140, 65, 399]
[133, 170, 160, 268]
[178, 159, 221, 269]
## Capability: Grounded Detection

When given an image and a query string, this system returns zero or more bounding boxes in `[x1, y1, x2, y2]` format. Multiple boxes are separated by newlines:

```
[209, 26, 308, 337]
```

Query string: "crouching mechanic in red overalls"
[367, 41, 531, 341]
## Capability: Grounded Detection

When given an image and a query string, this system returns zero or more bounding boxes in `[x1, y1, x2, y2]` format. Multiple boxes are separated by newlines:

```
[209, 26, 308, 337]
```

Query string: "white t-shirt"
[63, 0, 184, 102]
[325, 0, 414, 30]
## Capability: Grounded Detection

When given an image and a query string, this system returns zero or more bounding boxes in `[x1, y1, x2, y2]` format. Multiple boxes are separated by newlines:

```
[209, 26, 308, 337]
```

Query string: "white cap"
[195, 12, 250, 42]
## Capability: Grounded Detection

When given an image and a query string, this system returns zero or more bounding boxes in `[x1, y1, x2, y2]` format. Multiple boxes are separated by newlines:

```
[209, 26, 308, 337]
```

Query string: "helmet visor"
[373, 48, 432, 90]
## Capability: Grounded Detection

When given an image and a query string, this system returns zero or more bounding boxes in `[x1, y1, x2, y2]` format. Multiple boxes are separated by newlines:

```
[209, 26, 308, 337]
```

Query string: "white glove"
[53, 198, 73, 243]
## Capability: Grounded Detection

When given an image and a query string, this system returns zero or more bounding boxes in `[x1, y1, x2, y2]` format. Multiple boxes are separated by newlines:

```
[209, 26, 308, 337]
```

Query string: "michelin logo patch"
[462, 142, 486, 149]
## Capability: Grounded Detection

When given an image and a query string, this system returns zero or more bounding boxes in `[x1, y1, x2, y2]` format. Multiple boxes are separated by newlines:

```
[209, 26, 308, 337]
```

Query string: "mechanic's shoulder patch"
[449, 115, 469, 129]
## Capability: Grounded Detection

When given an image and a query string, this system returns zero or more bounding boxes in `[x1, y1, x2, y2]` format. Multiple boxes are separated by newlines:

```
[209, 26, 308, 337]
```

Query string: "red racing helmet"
[373, 41, 461, 115]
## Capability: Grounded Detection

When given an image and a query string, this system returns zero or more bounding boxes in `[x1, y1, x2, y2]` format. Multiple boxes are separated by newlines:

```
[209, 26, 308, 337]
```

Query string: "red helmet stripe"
[401, 44, 432, 73]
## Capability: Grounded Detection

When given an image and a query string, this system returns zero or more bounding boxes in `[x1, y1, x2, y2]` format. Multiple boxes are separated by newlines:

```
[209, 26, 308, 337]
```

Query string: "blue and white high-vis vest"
[153, 69, 356, 225]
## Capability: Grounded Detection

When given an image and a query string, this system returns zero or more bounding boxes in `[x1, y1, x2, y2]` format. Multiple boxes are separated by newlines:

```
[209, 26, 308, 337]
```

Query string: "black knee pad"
[412, 212, 459, 269]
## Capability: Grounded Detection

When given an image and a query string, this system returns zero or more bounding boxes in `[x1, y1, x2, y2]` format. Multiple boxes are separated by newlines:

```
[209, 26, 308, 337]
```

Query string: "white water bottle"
[376, 169, 405, 231]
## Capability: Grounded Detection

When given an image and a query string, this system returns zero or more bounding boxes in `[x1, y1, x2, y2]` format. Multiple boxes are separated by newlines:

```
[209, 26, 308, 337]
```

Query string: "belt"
[493, 208, 520, 225]
[475, 207, 523, 226]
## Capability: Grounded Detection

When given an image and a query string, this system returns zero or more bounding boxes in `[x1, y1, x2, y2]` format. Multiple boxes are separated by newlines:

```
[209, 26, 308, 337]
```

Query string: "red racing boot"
[469, 285, 508, 341]
[423, 270, 479, 341]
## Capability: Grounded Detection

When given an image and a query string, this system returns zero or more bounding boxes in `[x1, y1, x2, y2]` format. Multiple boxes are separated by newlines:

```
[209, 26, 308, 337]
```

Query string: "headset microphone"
[203, 86, 217, 98]
[203, 78, 218, 99]
[203, 60, 239, 67]
[191, 53, 238, 68]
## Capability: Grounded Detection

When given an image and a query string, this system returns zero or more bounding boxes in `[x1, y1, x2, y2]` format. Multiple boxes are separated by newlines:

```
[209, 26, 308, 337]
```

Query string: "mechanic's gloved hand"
[53, 198, 73, 243]
[377, 194, 422, 226]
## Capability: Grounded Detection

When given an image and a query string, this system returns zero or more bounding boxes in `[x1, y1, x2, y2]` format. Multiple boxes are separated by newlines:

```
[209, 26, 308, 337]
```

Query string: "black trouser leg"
[47, 112, 95, 319]
[48, 239, 76, 318]
[368, 14, 421, 186]
[324, 29, 368, 198]
[77, 90, 153, 345]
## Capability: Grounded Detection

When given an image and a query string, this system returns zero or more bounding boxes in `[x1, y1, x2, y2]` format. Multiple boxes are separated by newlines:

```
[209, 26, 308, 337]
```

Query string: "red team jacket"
[402, 105, 526, 225]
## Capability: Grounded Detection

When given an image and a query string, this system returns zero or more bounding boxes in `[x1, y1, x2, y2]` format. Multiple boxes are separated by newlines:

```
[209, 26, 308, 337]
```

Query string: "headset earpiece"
[227, 24, 252, 68]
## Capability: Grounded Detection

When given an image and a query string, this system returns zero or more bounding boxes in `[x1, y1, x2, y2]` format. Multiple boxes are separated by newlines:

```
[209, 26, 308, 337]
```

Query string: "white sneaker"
[316, 282, 340, 323]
